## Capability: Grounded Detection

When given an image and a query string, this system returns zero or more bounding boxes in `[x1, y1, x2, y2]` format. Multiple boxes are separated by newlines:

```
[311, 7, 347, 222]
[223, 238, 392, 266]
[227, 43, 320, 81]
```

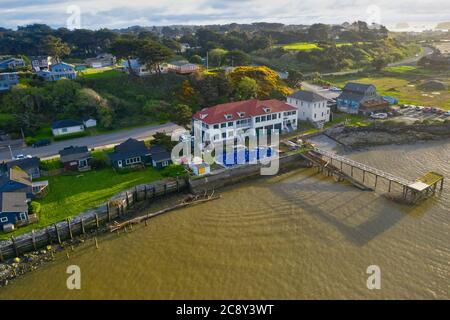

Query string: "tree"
[137, 40, 173, 75]
[235, 77, 258, 100]
[225, 50, 250, 66]
[41, 35, 71, 62]
[189, 54, 203, 64]
[152, 132, 176, 150]
[169, 104, 193, 127]
[110, 38, 142, 76]
[286, 69, 304, 88]
[208, 48, 227, 67]
[372, 56, 389, 71]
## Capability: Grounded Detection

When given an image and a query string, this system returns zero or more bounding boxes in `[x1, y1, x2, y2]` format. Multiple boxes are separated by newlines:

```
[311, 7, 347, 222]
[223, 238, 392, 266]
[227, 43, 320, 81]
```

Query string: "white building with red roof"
[192, 99, 297, 143]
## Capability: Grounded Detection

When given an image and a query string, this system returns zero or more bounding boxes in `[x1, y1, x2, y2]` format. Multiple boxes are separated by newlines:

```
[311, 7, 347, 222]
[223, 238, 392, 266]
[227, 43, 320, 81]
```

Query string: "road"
[387, 46, 433, 67]
[0, 122, 184, 161]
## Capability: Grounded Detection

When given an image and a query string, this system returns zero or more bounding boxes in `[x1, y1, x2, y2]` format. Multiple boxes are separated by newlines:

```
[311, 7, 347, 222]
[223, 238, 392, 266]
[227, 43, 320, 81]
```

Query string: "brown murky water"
[0, 140, 449, 299]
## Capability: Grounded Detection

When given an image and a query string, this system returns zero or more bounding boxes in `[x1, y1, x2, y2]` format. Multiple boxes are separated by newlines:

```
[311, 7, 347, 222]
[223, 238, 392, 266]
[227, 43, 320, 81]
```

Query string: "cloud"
[0, 0, 448, 29]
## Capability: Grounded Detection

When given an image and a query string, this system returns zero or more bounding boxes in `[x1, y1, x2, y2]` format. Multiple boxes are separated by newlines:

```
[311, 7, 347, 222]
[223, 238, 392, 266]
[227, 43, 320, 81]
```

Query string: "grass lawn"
[0, 167, 164, 240]
[326, 113, 371, 127]
[279, 42, 362, 51]
[281, 42, 321, 51]
[324, 66, 450, 109]
[77, 67, 123, 79]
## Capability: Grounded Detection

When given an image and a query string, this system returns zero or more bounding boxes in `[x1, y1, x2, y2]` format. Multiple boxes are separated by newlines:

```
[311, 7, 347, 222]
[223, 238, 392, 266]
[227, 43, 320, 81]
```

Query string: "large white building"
[192, 99, 298, 143]
[287, 90, 330, 128]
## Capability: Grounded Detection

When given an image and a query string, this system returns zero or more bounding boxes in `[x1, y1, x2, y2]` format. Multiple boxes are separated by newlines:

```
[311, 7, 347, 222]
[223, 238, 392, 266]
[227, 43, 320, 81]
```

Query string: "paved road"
[0, 122, 184, 161]
[387, 46, 433, 67]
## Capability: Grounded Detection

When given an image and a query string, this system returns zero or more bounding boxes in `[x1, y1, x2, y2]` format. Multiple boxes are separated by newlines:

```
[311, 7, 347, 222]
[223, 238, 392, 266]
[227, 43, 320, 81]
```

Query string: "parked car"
[32, 139, 51, 148]
[330, 87, 342, 92]
[444, 111, 450, 116]
[13, 154, 32, 160]
[370, 113, 388, 120]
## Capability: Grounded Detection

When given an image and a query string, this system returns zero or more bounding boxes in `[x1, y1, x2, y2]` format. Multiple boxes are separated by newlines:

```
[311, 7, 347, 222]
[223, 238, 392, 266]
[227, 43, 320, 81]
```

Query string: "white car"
[444, 111, 450, 116]
[13, 154, 32, 160]
[370, 113, 388, 120]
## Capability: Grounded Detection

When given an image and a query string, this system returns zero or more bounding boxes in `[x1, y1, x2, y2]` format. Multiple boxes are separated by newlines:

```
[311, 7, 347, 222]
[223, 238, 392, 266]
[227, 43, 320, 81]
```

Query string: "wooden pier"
[304, 148, 444, 204]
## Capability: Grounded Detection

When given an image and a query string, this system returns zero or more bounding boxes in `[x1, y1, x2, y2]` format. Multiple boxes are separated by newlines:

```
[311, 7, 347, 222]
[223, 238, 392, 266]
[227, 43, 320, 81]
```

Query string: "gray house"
[0, 192, 29, 232]
[336, 82, 380, 114]
[59, 146, 91, 172]
[0, 72, 19, 91]
[0, 157, 41, 179]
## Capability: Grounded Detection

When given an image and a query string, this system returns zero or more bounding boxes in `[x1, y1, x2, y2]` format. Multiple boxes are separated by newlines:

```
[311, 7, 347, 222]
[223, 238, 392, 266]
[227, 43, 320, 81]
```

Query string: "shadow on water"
[269, 171, 408, 246]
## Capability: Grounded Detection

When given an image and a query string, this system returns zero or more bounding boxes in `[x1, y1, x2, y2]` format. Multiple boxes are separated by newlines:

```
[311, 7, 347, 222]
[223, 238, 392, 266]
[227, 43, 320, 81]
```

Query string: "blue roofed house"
[336, 83, 380, 114]
[149, 145, 172, 169]
[51, 119, 85, 136]
[0, 156, 41, 179]
[0, 72, 19, 91]
[0, 167, 33, 196]
[0, 58, 25, 71]
[108, 138, 151, 169]
[30, 56, 53, 72]
[0, 192, 30, 232]
[37, 62, 77, 81]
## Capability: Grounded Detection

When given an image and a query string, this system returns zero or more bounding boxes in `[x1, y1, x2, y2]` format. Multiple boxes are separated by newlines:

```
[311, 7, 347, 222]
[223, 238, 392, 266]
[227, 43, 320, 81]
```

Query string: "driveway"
[0, 122, 184, 161]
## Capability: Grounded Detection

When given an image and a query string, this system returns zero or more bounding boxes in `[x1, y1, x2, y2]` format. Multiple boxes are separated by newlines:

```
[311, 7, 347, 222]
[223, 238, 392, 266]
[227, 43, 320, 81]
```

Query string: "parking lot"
[394, 105, 450, 122]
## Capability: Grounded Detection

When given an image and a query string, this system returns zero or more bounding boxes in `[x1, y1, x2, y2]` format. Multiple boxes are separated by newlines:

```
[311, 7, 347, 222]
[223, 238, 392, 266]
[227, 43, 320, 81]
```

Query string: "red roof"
[192, 99, 297, 125]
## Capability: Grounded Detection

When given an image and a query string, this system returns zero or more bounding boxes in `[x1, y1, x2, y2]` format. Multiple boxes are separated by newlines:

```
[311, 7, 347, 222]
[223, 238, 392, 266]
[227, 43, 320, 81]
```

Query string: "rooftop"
[0, 192, 28, 213]
[193, 99, 297, 125]
[288, 90, 328, 102]
[51, 119, 83, 129]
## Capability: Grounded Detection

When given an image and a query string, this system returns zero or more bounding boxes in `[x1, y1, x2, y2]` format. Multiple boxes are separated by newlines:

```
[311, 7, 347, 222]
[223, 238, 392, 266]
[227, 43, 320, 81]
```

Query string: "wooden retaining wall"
[0, 177, 187, 261]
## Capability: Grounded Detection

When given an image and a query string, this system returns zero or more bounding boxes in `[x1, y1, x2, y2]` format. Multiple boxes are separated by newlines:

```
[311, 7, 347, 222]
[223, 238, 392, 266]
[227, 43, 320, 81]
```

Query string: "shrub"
[29, 201, 41, 215]
[53, 131, 88, 141]
[161, 164, 186, 177]
[90, 158, 108, 170]
[40, 158, 62, 171]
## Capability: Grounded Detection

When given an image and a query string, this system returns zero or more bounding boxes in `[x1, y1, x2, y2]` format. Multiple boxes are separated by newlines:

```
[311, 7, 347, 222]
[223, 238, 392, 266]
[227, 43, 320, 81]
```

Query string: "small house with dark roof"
[287, 90, 330, 127]
[51, 119, 85, 136]
[149, 145, 172, 169]
[59, 146, 91, 172]
[108, 138, 151, 169]
[336, 82, 380, 114]
[0, 192, 29, 231]
[0, 156, 41, 179]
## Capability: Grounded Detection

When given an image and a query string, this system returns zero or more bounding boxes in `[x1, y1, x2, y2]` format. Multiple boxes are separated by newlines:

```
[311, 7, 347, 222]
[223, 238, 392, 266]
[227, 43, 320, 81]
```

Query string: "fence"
[0, 177, 187, 261]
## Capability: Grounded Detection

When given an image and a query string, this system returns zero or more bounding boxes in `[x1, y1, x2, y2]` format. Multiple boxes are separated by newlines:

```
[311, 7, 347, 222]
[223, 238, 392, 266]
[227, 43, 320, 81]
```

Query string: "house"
[0, 58, 25, 71]
[192, 99, 298, 143]
[336, 82, 381, 114]
[0, 167, 33, 197]
[51, 119, 85, 136]
[30, 56, 53, 71]
[83, 117, 97, 128]
[0, 156, 41, 179]
[0, 72, 19, 91]
[149, 145, 172, 169]
[37, 62, 77, 81]
[108, 138, 151, 169]
[358, 99, 390, 116]
[190, 162, 210, 176]
[167, 60, 200, 74]
[85, 53, 116, 68]
[287, 90, 330, 128]
[123, 59, 169, 76]
[59, 146, 91, 172]
[0, 192, 29, 232]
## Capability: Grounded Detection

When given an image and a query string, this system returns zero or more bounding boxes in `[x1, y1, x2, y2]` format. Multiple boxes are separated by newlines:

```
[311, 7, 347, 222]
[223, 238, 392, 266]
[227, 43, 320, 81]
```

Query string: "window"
[161, 161, 169, 167]
[62, 128, 68, 133]
[222, 132, 226, 138]
[261, 116, 266, 121]
[79, 159, 87, 168]
[125, 157, 141, 165]
[228, 122, 233, 127]
[272, 114, 277, 120]
[221, 123, 226, 128]
[256, 117, 260, 123]
[0, 217, 7, 223]
[213, 124, 219, 129]
[314, 113, 317, 118]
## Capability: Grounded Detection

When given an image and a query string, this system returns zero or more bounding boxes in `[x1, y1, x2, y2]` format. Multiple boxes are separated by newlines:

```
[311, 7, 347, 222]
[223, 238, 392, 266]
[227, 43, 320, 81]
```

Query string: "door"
[117, 160, 123, 168]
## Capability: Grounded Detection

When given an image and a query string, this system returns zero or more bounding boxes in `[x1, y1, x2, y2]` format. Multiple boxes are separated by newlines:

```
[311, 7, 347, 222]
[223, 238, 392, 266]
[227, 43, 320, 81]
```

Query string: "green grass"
[324, 66, 450, 109]
[326, 113, 371, 127]
[77, 68, 123, 80]
[281, 42, 321, 51]
[0, 167, 164, 240]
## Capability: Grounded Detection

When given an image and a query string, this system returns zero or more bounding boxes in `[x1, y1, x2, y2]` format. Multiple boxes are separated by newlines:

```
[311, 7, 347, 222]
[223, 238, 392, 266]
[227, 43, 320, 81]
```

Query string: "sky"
[0, 0, 449, 30]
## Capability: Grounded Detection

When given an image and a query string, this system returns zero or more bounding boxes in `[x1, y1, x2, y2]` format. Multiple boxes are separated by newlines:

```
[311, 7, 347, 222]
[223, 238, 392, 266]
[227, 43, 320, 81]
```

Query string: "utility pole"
[206, 51, 209, 71]
[8, 145, 13, 160]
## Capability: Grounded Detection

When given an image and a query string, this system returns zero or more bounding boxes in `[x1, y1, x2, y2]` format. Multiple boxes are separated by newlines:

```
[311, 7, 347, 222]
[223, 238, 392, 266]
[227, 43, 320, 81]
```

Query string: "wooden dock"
[304, 148, 444, 204]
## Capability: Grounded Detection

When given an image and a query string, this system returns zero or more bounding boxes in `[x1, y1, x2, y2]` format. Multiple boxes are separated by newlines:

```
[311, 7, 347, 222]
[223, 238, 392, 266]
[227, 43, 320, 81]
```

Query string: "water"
[0, 140, 449, 299]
